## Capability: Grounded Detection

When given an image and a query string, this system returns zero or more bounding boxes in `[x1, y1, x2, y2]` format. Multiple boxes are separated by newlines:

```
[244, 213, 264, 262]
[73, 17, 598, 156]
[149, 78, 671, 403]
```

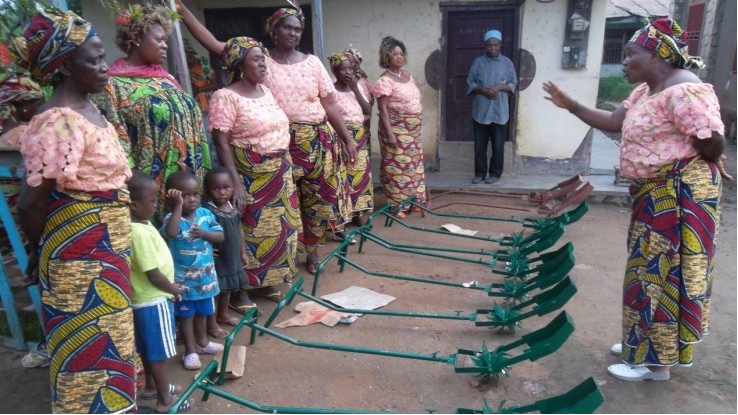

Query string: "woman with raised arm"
[328, 51, 373, 240]
[175, 0, 357, 276]
[373, 36, 427, 219]
[12, 9, 137, 412]
[92, 2, 212, 225]
[543, 18, 729, 382]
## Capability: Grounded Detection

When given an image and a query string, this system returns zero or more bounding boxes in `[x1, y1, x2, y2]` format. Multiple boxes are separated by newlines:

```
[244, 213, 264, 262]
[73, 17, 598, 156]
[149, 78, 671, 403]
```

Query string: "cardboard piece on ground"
[274, 301, 356, 328]
[441, 223, 479, 236]
[213, 345, 246, 379]
[320, 286, 396, 311]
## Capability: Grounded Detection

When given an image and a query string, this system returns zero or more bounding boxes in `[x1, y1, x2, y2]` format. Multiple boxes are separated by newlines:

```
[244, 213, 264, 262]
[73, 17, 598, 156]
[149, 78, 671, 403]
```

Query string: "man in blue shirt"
[466, 29, 518, 184]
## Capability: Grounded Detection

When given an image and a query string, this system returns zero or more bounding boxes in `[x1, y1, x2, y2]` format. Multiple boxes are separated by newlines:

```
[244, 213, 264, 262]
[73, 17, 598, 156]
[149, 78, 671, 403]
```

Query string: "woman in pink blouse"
[543, 18, 729, 382]
[175, 5, 302, 313]
[374, 36, 427, 219]
[176, 1, 356, 276]
[14, 10, 136, 413]
[328, 51, 374, 239]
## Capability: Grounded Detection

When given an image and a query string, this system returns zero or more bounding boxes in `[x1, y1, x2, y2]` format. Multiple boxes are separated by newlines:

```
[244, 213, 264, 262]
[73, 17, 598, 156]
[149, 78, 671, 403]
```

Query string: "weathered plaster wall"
[516, 1, 606, 160]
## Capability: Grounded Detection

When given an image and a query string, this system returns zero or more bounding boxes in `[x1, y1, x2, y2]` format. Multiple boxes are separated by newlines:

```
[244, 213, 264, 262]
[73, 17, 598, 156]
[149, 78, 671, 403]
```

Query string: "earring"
[134, 42, 140, 47]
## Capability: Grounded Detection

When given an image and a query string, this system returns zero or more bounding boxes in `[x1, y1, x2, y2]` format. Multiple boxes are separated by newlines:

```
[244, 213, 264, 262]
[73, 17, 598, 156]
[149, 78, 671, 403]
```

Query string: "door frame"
[439, 1, 523, 144]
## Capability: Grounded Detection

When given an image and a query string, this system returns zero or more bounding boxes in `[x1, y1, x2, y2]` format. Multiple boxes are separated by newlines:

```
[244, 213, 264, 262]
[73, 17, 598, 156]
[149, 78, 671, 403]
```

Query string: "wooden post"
[168, 0, 193, 96]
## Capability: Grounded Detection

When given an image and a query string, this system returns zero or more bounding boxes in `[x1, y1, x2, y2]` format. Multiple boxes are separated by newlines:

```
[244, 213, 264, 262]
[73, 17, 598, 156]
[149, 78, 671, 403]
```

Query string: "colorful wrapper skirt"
[620, 157, 722, 367]
[289, 120, 352, 251]
[377, 110, 427, 208]
[233, 147, 301, 287]
[345, 123, 373, 215]
[39, 189, 136, 414]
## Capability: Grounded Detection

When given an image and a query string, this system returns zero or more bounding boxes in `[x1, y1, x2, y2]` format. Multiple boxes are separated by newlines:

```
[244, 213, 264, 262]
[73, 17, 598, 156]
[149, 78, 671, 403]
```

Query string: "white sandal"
[195, 341, 224, 354]
[607, 364, 670, 381]
[182, 353, 201, 370]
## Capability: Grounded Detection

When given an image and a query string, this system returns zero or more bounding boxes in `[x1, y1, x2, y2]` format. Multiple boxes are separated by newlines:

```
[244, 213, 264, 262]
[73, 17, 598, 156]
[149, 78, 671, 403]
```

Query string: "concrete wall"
[81, 0, 608, 175]
[708, 0, 737, 134]
[516, 1, 606, 160]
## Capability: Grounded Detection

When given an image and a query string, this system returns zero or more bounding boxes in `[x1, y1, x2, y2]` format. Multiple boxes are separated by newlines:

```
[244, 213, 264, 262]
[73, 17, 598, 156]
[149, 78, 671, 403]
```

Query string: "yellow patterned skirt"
[620, 157, 721, 367]
[39, 189, 136, 414]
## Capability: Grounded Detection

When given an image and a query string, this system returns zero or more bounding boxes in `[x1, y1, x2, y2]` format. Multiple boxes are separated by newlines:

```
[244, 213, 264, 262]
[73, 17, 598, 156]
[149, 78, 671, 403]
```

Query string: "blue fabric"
[162, 207, 222, 301]
[133, 300, 176, 362]
[173, 298, 215, 318]
[466, 53, 518, 125]
[484, 30, 502, 42]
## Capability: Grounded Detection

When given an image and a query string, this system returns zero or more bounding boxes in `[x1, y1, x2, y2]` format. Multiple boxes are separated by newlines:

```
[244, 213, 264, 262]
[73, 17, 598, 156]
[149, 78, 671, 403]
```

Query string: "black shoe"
[485, 176, 500, 184]
[472, 176, 484, 184]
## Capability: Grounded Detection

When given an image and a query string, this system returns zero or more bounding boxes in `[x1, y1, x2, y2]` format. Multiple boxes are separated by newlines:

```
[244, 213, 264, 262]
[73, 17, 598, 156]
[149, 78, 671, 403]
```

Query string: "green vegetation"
[0, 310, 44, 342]
[597, 76, 637, 109]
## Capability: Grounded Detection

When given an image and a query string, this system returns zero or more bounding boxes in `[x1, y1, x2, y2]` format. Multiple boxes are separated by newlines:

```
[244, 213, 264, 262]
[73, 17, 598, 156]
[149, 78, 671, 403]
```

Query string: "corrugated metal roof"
[606, 0, 672, 18]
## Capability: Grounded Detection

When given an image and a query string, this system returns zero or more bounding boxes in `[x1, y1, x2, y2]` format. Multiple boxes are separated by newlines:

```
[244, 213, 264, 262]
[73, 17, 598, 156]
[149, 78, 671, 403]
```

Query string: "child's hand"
[241, 251, 250, 267]
[213, 247, 220, 259]
[167, 189, 183, 207]
[188, 223, 202, 240]
[174, 282, 188, 301]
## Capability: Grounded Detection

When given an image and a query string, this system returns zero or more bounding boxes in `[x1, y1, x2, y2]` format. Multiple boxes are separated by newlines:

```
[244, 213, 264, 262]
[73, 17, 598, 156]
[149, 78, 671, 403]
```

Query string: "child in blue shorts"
[128, 171, 192, 412]
[162, 171, 225, 370]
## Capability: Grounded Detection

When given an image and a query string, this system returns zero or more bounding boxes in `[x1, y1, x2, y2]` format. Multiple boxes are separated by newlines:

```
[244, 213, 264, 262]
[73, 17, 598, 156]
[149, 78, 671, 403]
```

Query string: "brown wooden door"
[445, 10, 517, 142]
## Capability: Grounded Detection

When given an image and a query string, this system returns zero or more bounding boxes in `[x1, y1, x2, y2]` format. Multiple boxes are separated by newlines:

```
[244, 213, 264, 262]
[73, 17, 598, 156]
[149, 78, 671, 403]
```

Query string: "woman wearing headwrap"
[328, 51, 373, 236]
[195, 33, 300, 315]
[0, 72, 44, 254]
[175, 0, 357, 276]
[0, 72, 44, 146]
[91, 2, 212, 225]
[373, 36, 427, 219]
[12, 9, 137, 412]
[344, 45, 374, 183]
[543, 18, 730, 382]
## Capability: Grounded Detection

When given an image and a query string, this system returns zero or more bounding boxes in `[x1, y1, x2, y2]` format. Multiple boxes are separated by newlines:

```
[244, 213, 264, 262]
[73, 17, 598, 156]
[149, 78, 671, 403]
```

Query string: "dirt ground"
[1, 144, 736, 414]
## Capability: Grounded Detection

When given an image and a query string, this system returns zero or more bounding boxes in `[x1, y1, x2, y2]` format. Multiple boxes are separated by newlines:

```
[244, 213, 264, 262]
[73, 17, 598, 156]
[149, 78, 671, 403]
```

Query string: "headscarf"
[328, 52, 352, 72]
[265, 1, 305, 42]
[0, 72, 44, 132]
[343, 45, 368, 79]
[10, 9, 96, 85]
[629, 17, 704, 69]
[220, 36, 269, 84]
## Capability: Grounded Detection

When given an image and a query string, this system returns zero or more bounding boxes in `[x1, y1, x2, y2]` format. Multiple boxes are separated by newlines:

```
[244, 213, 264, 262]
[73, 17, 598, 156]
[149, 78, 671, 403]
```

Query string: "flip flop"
[140, 383, 183, 400]
[216, 316, 240, 327]
[229, 302, 262, 316]
[252, 286, 283, 303]
[207, 327, 229, 339]
[306, 259, 319, 275]
[155, 398, 194, 414]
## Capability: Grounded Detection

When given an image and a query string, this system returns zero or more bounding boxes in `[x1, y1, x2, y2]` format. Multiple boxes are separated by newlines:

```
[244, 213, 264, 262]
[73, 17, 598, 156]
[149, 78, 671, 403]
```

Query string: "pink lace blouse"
[334, 83, 370, 124]
[208, 86, 290, 153]
[20, 107, 132, 190]
[372, 75, 422, 114]
[264, 55, 335, 123]
[620, 82, 724, 178]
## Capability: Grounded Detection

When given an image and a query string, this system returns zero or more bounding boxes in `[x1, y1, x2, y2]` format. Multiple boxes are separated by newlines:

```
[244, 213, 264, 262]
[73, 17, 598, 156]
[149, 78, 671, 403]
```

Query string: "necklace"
[275, 50, 292, 65]
[388, 68, 403, 78]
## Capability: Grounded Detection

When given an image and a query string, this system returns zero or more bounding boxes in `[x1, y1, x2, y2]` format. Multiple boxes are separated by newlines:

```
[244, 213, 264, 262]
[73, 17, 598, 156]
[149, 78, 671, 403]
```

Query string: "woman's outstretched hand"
[542, 81, 577, 111]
